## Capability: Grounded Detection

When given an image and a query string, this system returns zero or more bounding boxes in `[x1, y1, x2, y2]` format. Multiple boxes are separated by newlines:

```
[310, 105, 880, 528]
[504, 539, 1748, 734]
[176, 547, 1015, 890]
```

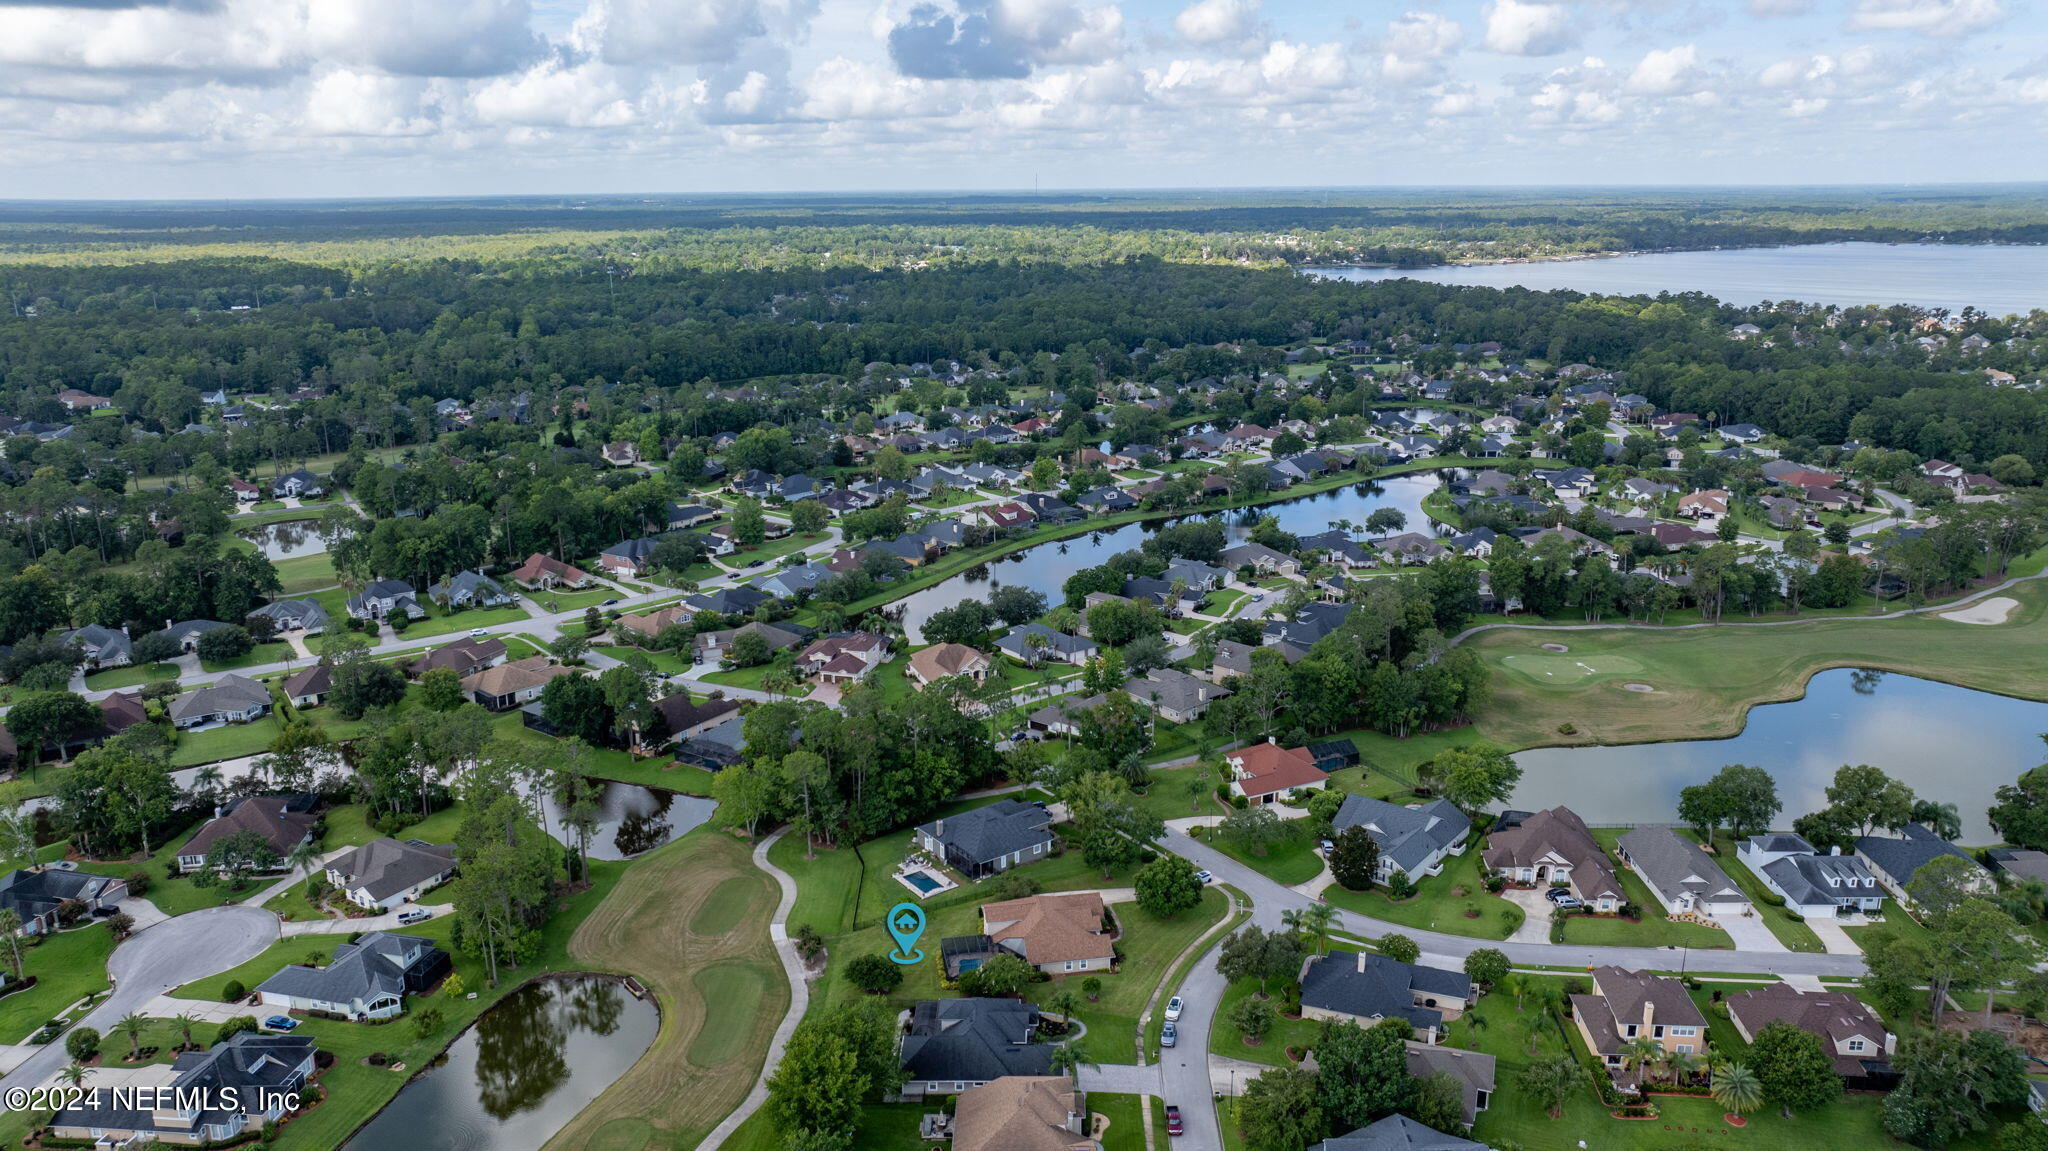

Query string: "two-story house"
[1571, 966, 1708, 1088]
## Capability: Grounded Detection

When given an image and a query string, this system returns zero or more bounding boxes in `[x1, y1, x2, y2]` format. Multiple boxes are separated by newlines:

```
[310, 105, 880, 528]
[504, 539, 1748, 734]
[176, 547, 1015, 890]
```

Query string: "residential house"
[1615, 827, 1752, 917]
[1675, 490, 1730, 523]
[509, 553, 595, 591]
[1122, 668, 1229, 723]
[61, 623, 132, 669]
[996, 624, 1098, 667]
[462, 656, 577, 711]
[160, 619, 230, 652]
[1220, 542, 1300, 577]
[1621, 477, 1676, 505]
[1736, 834, 1884, 919]
[899, 998, 1052, 1097]
[1298, 949, 1471, 1042]
[684, 587, 769, 617]
[980, 892, 1115, 974]
[951, 1076, 1097, 1151]
[1855, 822, 1991, 905]
[0, 692, 146, 768]
[1330, 796, 1471, 883]
[908, 643, 993, 688]
[56, 388, 113, 411]
[1375, 532, 1447, 565]
[1986, 848, 2048, 884]
[915, 799, 1056, 879]
[323, 839, 456, 911]
[48, 1032, 316, 1147]
[1226, 742, 1328, 805]
[664, 504, 721, 530]
[410, 637, 507, 677]
[426, 570, 513, 609]
[168, 674, 274, 730]
[639, 694, 743, 753]
[280, 664, 331, 708]
[0, 868, 127, 935]
[1404, 1042, 1495, 1127]
[346, 579, 424, 621]
[1725, 983, 1896, 1085]
[795, 632, 891, 684]
[674, 713, 746, 770]
[1571, 966, 1709, 1085]
[1719, 423, 1767, 444]
[227, 477, 263, 502]
[175, 795, 316, 873]
[272, 469, 325, 498]
[256, 931, 450, 1020]
[615, 604, 691, 642]
[1480, 807, 1623, 911]
[246, 598, 330, 635]
[600, 441, 640, 467]
[1306, 1115, 1485, 1151]
[597, 537, 662, 578]
[695, 621, 810, 664]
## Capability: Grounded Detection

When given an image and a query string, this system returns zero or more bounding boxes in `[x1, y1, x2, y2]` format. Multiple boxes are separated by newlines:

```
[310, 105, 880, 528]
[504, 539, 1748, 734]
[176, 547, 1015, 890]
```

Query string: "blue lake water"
[1310, 242, 2048, 316]
[1510, 669, 2048, 842]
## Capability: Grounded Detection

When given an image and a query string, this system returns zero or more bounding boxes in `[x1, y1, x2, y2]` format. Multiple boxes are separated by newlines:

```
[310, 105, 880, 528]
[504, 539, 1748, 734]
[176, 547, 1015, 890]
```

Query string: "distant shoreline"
[1302, 237, 2048, 275]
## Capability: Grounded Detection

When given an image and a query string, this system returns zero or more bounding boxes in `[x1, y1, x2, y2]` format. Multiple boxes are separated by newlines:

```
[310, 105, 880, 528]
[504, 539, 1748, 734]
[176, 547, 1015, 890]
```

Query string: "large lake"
[893, 471, 1450, 642]
[1509, 669, 2048, 842]
[341, 976, 657, 1151]
[1310, 242, 2048, 315]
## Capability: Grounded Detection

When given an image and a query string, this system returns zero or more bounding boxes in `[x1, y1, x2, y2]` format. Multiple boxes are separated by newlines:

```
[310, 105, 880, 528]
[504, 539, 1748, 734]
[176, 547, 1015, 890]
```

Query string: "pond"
[340, 976, 658, 1151]
[893, 471, 1450, 642]
[1307, 242, 2048, 316]
[535, 780, 717, 861]
[238, 518, 333, 559]
[1508, 669, 2048, 842]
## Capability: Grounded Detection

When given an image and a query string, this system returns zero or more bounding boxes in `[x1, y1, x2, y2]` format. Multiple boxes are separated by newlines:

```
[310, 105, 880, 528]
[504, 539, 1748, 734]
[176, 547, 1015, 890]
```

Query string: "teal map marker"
[886, 902, 927, 965]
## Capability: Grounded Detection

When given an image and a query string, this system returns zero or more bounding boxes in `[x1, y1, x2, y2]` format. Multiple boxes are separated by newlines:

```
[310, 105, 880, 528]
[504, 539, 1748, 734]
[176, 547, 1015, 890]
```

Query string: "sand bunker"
[1540, 643, 1569, 652]
[1943, 596, 2019, 625]
[1622, 683, 1657, 693]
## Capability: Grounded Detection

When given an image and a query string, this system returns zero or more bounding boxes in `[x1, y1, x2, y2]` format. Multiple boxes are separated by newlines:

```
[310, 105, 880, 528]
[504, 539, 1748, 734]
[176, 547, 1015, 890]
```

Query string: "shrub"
[65, 1027, 100, 1061]
[844, 954, 905, 994]
[220, 979, 246, 1003]
[216, 1016, 259, 1044]
[124, 872, 153, 896]
[792, 923, 826, 960]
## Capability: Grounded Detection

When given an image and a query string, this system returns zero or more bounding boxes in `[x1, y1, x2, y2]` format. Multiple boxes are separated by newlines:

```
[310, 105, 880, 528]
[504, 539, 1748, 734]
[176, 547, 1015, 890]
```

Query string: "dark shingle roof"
[900, 998, 1052, 1082]
[1331, 796, 1470, 876]
[918, 800, 1054, 866]
[1299, 950, 1471, 1032]
[1309, 1114, 1485, 1151]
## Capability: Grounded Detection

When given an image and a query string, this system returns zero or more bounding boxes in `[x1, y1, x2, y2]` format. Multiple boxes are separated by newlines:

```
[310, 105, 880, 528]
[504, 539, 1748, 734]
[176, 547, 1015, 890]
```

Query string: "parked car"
[470, 628, 489, 639]
[601, 598, 620, 607]
[1545, 889, 1581, 908]
[1194, 869, 1213, 885]
[1160, 1021, 1178, 1048]
[1164, 996, 1184, 1022]
[1164, 1106, 1183, 1137]
[397, 909, 431, 926]
[263, 1016, 298, 1031]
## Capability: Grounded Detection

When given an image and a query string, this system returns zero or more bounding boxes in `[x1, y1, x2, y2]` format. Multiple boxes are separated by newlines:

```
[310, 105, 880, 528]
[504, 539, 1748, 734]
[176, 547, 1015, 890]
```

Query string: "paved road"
[1, 906, 277, 1090]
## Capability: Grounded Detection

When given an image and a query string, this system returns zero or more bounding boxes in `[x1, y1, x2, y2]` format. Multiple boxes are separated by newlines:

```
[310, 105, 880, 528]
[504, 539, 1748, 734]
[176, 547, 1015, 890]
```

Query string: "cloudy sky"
[0, 0, 2041, 198]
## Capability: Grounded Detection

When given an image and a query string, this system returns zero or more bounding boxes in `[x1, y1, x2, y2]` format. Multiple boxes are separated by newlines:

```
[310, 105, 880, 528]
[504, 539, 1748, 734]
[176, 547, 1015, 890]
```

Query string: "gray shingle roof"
[1309, 1114, 1485, 1151]
[1761, 853, 1880, 909]
[918, 800, 1054, 867]
[1331, 796, 1470, 876]
[326, 838, 455, 904]
[255, 931, 440, 1005]
[1617, 827, 1746, 906]
[1856, 822, 1979, 885]
[900, 998, 1052, 1082]
[1299, 950, 1471, 1033]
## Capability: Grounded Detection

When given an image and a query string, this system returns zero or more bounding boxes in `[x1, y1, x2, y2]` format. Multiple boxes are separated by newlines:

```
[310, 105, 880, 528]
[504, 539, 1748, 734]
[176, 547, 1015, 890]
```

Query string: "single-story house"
[168, 673, 274, 729]
[48, 1033, 316, 1147]
[1736, 834, 1883, 918]
[899, 998, 1052, 1097]
[637, 694, 744, 753]
[1306, 1115, 1484, 1151]
[461, 656, 577, 711]
[996, 624, 1098, 667]
[980, 892, 1115, 974]
[1298, 949, 1471, 1042]
[280, 664, 332, 708]
[508, 552, 594, 590]
[694, 621, 810, 664]
[1616, 827, 1751, 917]
[915, 799, 1056, 879]
[908, 643, 993, 688]
[0, 868, 127, 935]
[324, 838, 456, 911]
[410, 636, 507, 678]
[1331, 796, 1470, 883]
[272, 469, 325, 499]
[175, 794, 316, 873]
[1122, 668, 1229, 723]
[1855, 822, 1991, 905]
[951, 1075, 1095, 1151]
[256, 931, 449, 1020]
[426, 570, 513, 609]
[1226, 742, 1328, 805]
[246, 598, 330, 635]
[1480, 807, 1623, 911]
[1404, 1041, 1495, 1127]
[61, 623, 132, 669]
[346, 579, 424, 621]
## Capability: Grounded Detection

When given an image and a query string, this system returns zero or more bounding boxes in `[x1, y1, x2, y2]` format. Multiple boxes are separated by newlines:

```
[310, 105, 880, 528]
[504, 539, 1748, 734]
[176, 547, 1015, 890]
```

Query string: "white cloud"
[1850, 0, 2006, 37]
[471, 57, 636, 127]
[1483, 0, 1575, 56]
[302, 70, 438, 135]
[1380, 12, 1463, 82]
[308, 0, 540, 77]
[1172, 0, 1259, 47]
[798, 56, 950, 119]
[1625, 44, 1701, 95]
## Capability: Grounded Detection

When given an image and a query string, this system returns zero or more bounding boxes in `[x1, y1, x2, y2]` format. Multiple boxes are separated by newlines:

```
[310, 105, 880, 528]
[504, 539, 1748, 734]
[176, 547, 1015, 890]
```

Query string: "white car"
[1164, 996, 1184, 1022]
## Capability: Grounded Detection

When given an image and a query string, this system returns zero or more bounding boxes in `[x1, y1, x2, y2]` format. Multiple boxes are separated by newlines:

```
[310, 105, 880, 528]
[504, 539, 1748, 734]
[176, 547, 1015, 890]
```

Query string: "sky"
[0, 0, 2042, 198]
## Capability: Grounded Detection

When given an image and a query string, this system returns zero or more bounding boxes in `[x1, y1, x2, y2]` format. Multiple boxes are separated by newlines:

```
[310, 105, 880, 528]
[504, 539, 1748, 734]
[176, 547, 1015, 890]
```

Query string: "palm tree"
[286, 839, 322, 882]
[1666, 1049, 1700, 1086]
[1280, 903, 1337, 954]
[1622, 1035, 1665, 1083]
[0, 909, 23, 982]
[1043, 989, 1083, 1036]
[1045, 1042, 1098, 1078]
[116, 1012, 147, 1061]
[1711, 1062, 1763, 1119]
[174, 1011, 199, 1052]
[57, 1063, 90, 1090]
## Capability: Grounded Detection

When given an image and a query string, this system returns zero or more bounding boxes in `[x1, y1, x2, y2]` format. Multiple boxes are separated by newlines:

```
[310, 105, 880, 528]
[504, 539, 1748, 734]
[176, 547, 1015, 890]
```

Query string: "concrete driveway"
[2, 906, 277, 1091]
[1716, 911, 1787, 952]
[1500, 887, 1556, 944]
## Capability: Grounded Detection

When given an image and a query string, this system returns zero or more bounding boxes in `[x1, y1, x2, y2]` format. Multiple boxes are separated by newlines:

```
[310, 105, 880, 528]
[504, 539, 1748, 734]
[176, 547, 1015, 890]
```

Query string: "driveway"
[1805, 917, 1863, 956]
[1500, 887, 1556, 944]
[2, 906, 277, 1091]
[1716, 911, 1787, 953]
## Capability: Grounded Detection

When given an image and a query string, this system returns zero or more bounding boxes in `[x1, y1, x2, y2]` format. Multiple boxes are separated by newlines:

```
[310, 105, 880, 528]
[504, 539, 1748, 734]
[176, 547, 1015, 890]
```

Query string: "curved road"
[2, 906, 277, 1090]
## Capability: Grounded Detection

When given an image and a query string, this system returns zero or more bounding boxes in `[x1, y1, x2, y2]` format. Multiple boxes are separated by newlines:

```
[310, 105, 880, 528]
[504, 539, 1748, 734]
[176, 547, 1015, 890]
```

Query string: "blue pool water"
[903, 870, 944, 894]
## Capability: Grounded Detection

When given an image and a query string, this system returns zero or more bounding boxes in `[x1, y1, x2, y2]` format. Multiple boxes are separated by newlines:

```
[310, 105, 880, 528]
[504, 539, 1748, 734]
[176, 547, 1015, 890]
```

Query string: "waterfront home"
[996, 624, 1098, 667]
[1480, 807, 1623, 911]
[1330, 796, 1470, 883]
[1736, 834, 1883, 918]
[280, 664, 332, 709]
[1226, 742, 1328, 805]
[1615, 827, 1751, 918]
[1854, 822, 1990, 905]
[908, 643, 993, 688]
[980, 892, 1115, 974]
[324, 838, 456, 911]
[256, 931, 450, 1020]
[168, 674, 274, 730]
[899, 999, 1052, 1097]
[48, 1033, 315, 1147]
[175, 795, 316, 873]
[916, 800, 1055, 879]
[1571, 966, 1708, 1086]
[1724, 984, 1896, 1086]
[461, 656, 576, 711]
[1298, 949, 1470, 1042]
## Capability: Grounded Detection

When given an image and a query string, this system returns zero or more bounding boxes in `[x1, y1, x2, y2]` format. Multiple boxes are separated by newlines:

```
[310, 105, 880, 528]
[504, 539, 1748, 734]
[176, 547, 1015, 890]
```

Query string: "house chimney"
[933, 819, 943, 837]
[1830, 845, 1841, 856]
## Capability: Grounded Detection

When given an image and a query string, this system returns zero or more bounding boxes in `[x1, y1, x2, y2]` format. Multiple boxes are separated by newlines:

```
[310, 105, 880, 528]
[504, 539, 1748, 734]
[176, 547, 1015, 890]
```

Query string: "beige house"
[461, 656, 577, 711]
[908, 643, 993, 688]
[1725, 984, 1895, 1081]
[1480, 807, 1624, 911]
[952, 1076, 1098, 1151]
[980, 892, 1116, 974]
[1570, 967, 1707, 1086]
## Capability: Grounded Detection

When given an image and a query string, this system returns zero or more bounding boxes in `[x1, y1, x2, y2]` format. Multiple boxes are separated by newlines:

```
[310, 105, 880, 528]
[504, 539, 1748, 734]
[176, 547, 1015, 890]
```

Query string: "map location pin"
[886, 902, 927, 965]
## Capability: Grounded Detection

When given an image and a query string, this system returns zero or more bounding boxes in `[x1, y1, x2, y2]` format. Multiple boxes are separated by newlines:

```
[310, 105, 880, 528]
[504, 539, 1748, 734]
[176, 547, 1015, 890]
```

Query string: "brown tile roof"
[909, 643, 990, 683]
[981, 892, 1112, 966]
[178, 796, 316, 861]
[617, 605, 690, 638]
[1481, 806, 1622, 901]
[1725, 984, 1889, 1075]
[953, 1077, 1092, 1151]
[509, 553, 590, 586]
[461, 656, 576, 699]
[281, 664, 331, 698]
[410, 637, 506, 675]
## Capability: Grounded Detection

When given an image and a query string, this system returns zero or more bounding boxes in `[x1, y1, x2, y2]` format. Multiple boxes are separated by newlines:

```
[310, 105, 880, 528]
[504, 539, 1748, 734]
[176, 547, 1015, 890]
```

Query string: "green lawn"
[1067, 887, 1229, 1064]
[527, 586, 622, 614]
[200, 641, 293, 672]
[85, 662, 180, 690]
[1840, 898, 1935, 951]
[170, 714, 287, 767]
[393, 603, 532, 640]
[1192, 823, 1325, 886]
[1702, 832, 1826, 952]
[1092, 1093, 1149, 1151]
[1320, 849, 1525, 940]
[71, 829, 276, 917]
[270, 552, 339, 595]
[0, 924, 116, 1044]
[1207, 976, 1322, 1068]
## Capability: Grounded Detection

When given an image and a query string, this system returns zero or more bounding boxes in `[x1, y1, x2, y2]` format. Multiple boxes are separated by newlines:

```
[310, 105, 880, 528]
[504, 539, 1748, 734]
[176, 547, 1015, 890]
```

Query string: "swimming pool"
[902, 870, 944, 894]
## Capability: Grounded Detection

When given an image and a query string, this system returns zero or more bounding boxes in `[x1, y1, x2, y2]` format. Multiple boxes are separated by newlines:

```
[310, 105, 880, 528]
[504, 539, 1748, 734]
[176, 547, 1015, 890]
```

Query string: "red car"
[1164, 1105, 1183, 1137]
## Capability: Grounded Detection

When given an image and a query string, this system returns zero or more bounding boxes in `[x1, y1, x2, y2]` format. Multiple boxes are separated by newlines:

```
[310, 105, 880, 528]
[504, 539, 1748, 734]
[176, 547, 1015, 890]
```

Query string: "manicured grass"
[485, 710, 717, 795]
[85, 661, 179, 689]
[0, 924, 116, 1044]
[1191, 822, 1325, 886]
[701, 661, 811, 696]
[1321, 849, 1525, 940]
[1066, 888, 1228, 1064]
[169, 714, 286, 767]
[1466, 576, 2048, 749]
[1092, 1092, 1149, 1151]
[1206, 976, 1321, 1068]
[529, 586, 625, 613]
[172, 935, 349, 1002]
[393, 603, 532, 640]
[1840, 898, 1936, 951]
[1703, 832, 1826, 952]
[270, 551, 339, 595]
[200, 641, 293, 672]
[542, 831, 790, 1151]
